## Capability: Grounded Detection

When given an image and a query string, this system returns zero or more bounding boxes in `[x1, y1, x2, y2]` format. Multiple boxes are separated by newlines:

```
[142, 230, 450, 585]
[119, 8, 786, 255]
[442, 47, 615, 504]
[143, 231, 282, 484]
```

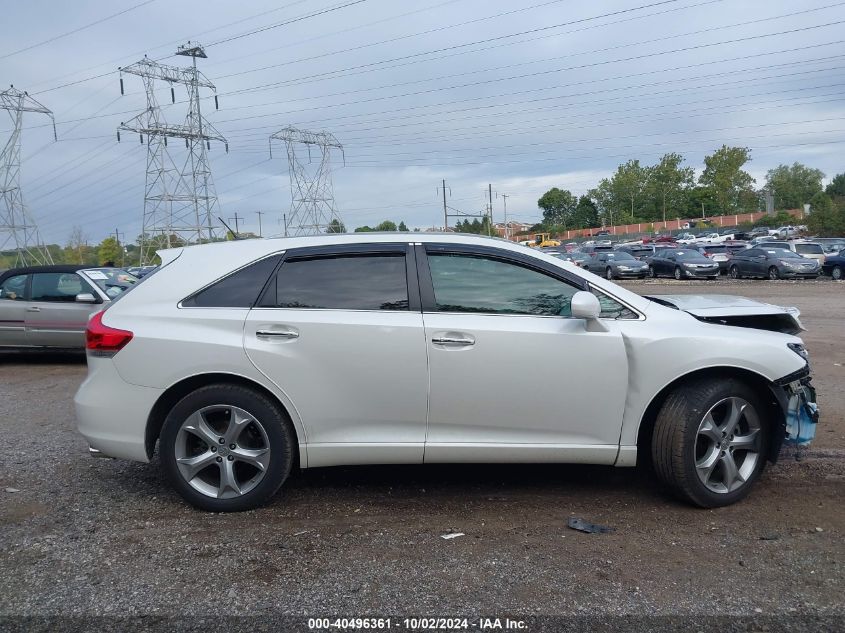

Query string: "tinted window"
[0, 274, 27, 301]
[272, 254, 408, 310]
[428, 253, 578, 316]
[744, 249, 762, 257]
[607, 252, 635, 261]
[184, 254, 282, 308]
[31, 273, 85, 302]
[795, 243, 823, 255]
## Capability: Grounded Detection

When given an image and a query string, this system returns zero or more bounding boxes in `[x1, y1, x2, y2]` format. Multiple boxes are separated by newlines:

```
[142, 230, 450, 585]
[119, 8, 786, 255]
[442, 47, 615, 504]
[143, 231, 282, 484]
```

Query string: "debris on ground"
[4, 487, 20, 493]
[759, 533, 780, 541]
[440, 532, 465, 540]
[567, 517, 614, 534]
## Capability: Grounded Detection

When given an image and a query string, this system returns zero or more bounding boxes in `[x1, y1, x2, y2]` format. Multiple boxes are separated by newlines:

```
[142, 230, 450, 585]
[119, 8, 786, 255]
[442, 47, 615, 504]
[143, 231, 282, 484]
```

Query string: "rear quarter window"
[182, 254, 282, 308]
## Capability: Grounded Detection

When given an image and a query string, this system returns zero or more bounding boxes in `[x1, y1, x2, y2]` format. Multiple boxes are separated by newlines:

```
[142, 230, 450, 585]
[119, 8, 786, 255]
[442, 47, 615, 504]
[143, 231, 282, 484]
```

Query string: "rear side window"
[183, 254, 282, 308]
[269, 254, 408, 310]
[795, 243, 823, 255]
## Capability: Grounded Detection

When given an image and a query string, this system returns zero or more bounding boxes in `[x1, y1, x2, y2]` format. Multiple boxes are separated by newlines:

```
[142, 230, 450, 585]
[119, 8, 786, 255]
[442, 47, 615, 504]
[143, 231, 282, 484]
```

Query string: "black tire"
[768, 266, 780, 280]
[651, 378, 770, 508]
[674, 266, 683, 280]
[606, 267, 614, 280]
[832, 265, 843, 281]
[729, 265, 741, 279]
[160, 383, 295, 512]
[649, 265, 657, 278]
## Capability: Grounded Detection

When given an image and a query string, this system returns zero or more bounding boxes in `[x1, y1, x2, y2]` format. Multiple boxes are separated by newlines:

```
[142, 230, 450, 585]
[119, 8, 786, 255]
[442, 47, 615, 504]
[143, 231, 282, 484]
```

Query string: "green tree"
[326, 219, 346, 233]
[649, 153, 694, 222]
[699, 145, 755, 213]
[97, 237, 121, 266]
[354, 225, 374, 232]
[572, 196, 599, 229]
[825, 172, 845, 198]
[398, 221, 408, 231]
[612, 159, 651, 221]
[765, 162, 825, 210]
[375, 220, 397, 231]
[806, 192, 845, 236]
[537, 187, 576, 228]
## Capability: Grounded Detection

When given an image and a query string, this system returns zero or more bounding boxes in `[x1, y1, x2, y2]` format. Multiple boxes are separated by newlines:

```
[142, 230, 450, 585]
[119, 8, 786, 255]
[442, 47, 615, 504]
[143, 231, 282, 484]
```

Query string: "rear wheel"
[652, 379, 769, 507]
[832, 265, 843, 280]
[674, 266, 683, 280]
[768, 266, 780, 280]
[160, 384, 295, 511]
[606, 267, 614, 280]
[729, 265, 741, 279]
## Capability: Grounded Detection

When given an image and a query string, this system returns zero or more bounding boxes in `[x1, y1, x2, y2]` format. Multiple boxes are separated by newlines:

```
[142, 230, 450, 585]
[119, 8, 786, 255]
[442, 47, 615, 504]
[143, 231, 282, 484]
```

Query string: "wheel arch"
[145, 372, 303, 466]
[635, 366, 785, 467]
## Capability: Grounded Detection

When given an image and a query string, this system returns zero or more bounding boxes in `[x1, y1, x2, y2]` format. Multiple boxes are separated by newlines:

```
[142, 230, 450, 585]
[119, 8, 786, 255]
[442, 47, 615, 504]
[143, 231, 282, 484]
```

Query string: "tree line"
[536, 145, 845, 235]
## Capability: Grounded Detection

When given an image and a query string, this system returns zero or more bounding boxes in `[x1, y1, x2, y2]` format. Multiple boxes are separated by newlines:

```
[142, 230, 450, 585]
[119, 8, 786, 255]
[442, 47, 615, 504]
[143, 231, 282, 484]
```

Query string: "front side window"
[0, 274, 27, 301]
[30, 273, 87, 302]
[428, 253, 578, 316]
[272, 254, 408, 310]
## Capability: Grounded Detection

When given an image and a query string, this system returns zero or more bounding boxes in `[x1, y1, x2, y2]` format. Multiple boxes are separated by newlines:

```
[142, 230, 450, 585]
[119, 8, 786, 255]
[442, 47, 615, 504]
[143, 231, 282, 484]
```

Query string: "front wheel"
[649, 266, 657, 278]
[832, 265, 843, 280]
[768, 266, 780, 280]
[674, 266, 683, 280]
[652, 379, 769, 507]
[160, 384, 295, 512]
[729, 265, 741, 279]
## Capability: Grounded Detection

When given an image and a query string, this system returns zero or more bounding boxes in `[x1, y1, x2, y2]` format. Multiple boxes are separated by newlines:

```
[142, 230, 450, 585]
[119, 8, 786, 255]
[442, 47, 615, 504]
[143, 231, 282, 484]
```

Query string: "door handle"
[432, 335, 475, 346]
[26, 306, 40, 312]
[256, 329, 299, 340]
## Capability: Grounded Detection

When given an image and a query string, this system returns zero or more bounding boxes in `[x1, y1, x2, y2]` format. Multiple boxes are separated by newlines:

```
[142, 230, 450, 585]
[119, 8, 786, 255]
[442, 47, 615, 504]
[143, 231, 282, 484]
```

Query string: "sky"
[2, 0, 844, 244]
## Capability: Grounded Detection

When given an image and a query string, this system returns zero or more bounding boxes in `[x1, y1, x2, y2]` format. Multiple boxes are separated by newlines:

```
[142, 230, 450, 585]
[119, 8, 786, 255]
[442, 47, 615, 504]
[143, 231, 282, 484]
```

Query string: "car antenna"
[218, 216, 242, 240]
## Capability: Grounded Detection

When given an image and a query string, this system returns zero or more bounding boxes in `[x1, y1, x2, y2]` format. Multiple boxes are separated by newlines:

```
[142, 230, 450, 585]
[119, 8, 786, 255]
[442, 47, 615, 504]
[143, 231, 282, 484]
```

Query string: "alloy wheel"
[833, 266, 843, 280]
[768, 267, 780, 280]
[694, 397, 762, 494]
[174, 405, 271, 499]
[674, 267, 682, 280]
[606, 267, 613, 280]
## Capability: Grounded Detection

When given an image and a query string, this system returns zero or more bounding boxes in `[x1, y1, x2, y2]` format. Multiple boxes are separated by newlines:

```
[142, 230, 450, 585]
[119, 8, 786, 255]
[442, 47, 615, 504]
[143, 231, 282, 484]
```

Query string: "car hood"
[645, 294, 804, 334]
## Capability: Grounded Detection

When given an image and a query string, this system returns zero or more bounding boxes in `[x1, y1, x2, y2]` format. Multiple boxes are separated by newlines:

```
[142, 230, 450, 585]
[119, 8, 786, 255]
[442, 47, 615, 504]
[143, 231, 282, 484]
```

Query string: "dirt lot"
[0, 279, 843, 629]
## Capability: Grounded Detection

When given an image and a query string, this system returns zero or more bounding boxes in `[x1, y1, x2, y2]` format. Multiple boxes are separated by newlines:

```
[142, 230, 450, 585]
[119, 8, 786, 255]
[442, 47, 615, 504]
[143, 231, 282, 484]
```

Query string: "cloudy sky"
[2, 0, 844, 244]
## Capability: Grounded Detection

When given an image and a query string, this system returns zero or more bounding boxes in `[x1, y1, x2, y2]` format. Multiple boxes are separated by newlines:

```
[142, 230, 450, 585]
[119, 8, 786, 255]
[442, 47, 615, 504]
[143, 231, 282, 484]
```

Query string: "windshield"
[704, 245, 727, 253]
[82, 268, 139, 298]
[607, 252, 636, 261]
[794, 243, 823, 255]
[768, 250, 802, 259]
[673, 250, 706, 260]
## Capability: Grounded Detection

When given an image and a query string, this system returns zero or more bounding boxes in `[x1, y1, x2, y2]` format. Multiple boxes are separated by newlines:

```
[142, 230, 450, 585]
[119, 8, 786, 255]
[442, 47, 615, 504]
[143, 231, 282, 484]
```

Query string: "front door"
[26, 272, 98, 347]
[244, 244, 428, 467]
[418, 245, 629, 465]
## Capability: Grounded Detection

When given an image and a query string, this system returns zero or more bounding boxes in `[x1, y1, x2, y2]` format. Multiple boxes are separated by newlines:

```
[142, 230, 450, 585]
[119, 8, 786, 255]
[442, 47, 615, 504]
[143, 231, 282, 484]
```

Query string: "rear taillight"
[86, 311, 133, 357]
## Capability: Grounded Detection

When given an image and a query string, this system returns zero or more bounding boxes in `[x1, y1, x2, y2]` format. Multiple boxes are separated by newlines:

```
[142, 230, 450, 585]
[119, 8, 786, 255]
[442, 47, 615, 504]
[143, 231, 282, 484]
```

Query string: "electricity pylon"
[118, 42, 227, 264]
[270, 127, 344, 236]
[0, 86, 56, 266]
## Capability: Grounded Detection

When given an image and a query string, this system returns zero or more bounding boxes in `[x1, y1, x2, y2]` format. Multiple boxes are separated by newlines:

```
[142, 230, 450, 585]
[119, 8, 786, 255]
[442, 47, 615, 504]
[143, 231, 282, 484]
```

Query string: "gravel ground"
[0, 278, 843, 630]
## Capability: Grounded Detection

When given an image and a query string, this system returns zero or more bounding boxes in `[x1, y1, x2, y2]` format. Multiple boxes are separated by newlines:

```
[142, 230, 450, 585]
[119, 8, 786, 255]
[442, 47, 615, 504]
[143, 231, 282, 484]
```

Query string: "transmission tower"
[0, 86, 56, 266]
[118, 42, 227, 263]
[270, 127, 344, 236]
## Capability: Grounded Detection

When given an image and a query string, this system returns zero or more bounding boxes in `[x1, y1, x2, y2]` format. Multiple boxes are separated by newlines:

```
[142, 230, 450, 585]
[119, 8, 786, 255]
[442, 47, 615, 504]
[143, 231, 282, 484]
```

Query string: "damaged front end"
[767, 365, 819, 461]
[646, 294, 804, 335]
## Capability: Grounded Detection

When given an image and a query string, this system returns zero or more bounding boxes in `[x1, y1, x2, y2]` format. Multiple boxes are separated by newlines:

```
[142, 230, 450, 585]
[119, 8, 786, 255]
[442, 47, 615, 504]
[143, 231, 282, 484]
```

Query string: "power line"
[0, 0, 156, 61]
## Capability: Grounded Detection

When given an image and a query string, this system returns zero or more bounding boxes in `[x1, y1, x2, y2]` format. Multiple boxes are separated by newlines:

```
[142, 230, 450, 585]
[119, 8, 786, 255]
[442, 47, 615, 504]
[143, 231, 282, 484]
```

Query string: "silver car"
[0, 265, 138, 349]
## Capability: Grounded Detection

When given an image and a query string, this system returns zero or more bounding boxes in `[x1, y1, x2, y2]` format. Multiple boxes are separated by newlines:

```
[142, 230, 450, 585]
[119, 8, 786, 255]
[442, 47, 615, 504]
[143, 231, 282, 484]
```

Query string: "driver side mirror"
[75, 292, 98, 303]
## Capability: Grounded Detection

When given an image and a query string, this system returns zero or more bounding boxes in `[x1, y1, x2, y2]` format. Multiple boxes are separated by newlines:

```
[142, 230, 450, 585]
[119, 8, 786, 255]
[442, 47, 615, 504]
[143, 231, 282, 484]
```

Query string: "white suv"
[74, 234, 818, 511]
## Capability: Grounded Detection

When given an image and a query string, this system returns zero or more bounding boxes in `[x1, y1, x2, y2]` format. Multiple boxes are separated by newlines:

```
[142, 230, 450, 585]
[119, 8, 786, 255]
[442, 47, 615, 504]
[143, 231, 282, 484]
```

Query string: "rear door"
[244, 243, 429, 467]
[0, 273, 29, 347]
[26, 272, 100, 347]
[417, 243, 629, 464]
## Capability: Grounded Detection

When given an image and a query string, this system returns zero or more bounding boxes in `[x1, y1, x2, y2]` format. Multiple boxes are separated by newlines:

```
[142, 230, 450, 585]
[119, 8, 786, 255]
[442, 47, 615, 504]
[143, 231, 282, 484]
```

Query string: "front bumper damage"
[768, 366, 819, 461]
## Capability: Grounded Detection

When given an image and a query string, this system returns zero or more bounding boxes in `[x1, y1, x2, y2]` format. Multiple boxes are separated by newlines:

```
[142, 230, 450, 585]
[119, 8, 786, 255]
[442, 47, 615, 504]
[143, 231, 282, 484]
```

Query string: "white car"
[74, 234, 818, 512]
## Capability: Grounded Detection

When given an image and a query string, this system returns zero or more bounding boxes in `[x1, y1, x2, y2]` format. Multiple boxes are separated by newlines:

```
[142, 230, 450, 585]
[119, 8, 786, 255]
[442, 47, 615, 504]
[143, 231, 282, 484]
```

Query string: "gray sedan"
[582, 251, 650, 279]
[0, 265, 138, 349]
[728, 248, 820, 280]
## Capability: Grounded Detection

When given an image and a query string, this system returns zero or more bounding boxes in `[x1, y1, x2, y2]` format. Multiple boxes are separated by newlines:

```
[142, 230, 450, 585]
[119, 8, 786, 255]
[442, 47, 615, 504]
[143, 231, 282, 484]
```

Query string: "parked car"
[74, 234, 817, 511]
[646, 249, 720, 279]
[821, 249, 845, 280]
[697, 243, 750, 273]
[615, 244, 655, 260]
[813, 237, 845, 254]
[579, 244, 614, 254]
[127, 265, 159, 278]
[775, 226, 799, 239]
[728, 248, 820, 280]
[582, 250, 649, 279]
[0, 265, 139, 350]
[549, 250, 592, 267]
